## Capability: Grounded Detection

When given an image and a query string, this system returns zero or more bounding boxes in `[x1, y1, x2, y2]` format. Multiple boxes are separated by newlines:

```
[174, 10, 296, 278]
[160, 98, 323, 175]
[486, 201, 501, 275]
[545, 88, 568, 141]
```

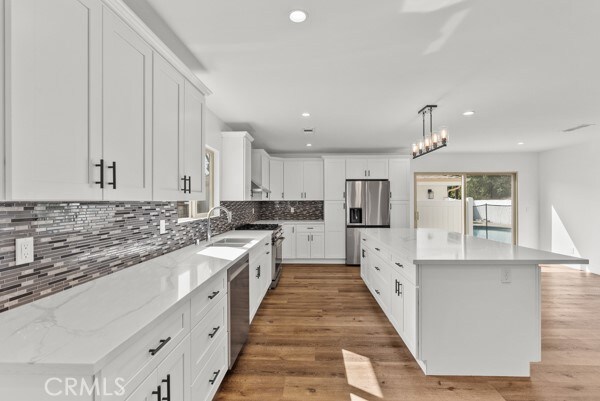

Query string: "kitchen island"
[360, 228, 588, 377]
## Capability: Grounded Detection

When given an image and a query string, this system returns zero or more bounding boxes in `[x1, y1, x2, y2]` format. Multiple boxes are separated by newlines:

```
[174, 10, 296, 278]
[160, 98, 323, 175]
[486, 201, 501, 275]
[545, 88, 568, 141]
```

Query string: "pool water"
[473, 226, 512, 243]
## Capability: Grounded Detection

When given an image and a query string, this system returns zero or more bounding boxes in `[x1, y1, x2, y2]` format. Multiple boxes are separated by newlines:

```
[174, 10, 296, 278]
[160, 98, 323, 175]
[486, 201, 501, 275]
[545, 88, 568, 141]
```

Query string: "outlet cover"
[159, 220, 167, 235]
[16, 237, 34, 265]
[501, 267, 511, 284]
[291, 207, 295, 213]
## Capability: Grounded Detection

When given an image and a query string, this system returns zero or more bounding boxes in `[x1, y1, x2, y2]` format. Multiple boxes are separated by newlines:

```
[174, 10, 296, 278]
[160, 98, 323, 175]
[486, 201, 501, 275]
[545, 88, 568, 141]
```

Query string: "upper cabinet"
[251, 149, 270, 200]
[3, 0, 209, 201]
[221, 132, 254, 201]
[346, 158, 389, 179]
[323, 159, 346, 201]
[5, 0, 103, 200]
[389, 158, 410, 201]
[283, 160, 323, 200]
[269, 159, 284, 201]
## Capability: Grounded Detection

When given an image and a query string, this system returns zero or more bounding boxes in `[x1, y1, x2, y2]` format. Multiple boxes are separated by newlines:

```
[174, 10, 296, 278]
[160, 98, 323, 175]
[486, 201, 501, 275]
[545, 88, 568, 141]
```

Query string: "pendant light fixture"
[412, 105, 449, 159]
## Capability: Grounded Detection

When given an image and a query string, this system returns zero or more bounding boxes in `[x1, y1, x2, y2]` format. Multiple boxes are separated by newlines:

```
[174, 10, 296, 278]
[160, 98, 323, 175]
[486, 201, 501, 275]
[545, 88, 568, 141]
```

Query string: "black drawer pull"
[209, 370, 221, 385]
[187, 176, 192, 193]
[161, 374, 171, 401]
[362, 238, 366, 241]
[107, 161, 117, 189]
[149, 337, 171, 356]
[208, 326, 221, 338]
[152, 386, 161, 401]
[95, 159, 104, 188]
[181, 175, 188, 193]
[256, 265, 261, 278]
[374, 266, 380, 271]
[265, 242, 270, 246]
[266, 251, 270, 255]
[208, 291, 220, 300]
[375, 289, 380, 295]
[395, 262, 404, 268]
[375, 247, 380, 251]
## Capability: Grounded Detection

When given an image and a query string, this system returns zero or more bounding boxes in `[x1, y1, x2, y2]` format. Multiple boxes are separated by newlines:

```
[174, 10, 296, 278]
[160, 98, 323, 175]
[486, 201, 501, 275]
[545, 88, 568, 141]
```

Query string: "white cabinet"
[182, 81, 206, 199]
[295, 225, 325, 259]
[282, 224, 296, 259]
[390, 201, 410, 228]
[221, 132, 254, 201]
[324, 201, 346, 259]
[346, 159, 388, 179]
[389, 158, 410, 201]
[269, 159, 284, 200]
[102, 7, 152, 200]
[249, 240, 272, 322]
[252, 149, 271, 200]
[126, 372, 158, 401]
[156, 335, 192, 401]
[5, 0, 103, 200]
[324, 159, 346, 201]
[0, 0, 4, 200]
[283, 160, 323, 200]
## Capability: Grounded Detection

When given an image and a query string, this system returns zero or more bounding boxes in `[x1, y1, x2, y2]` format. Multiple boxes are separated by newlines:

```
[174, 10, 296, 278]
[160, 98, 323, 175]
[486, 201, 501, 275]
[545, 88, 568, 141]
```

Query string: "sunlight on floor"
[342, 349, 383, 398]
[350, 393, 370, 401]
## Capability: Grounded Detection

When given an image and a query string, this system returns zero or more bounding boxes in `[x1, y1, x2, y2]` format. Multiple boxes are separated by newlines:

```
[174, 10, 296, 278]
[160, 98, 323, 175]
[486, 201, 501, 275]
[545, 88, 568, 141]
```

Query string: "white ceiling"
[132, 0, 600, 154]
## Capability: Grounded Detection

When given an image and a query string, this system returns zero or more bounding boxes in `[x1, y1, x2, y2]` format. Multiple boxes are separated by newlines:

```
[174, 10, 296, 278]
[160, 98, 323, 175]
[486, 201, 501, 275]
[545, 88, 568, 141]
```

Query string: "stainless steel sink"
[207, 238, 253, 247]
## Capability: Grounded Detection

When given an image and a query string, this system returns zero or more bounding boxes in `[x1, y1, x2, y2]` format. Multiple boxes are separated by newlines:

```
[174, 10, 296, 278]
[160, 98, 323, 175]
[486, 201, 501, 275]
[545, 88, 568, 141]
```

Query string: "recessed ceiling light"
[302, 112, 311, 117]
[463, 110, 475, 116]
[306, 143, 312, 147]
[518, 142, 524, 145]
[289, 10, 307, 23]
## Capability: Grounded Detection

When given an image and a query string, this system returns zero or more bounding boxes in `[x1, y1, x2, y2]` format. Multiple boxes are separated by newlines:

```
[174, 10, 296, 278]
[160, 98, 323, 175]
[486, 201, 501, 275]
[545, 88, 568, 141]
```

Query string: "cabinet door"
[262, 155, 270, 193]
[403, 279, 417, 354]
[7, 0, 102, 200]
[283, 160, 304, 200]
[310, 233, 325, 259]
[125, 370, 158, 401]
[390, 272, 404, 335]
[244, 138, 252, 200]
[303, 161, 324, 200]
[103, 8, 152, 201]
[360, 247, 370, 285]
[249, 257, 262, 322]
[157, 336, 191, 401]
[389, 159, 410, 200]
[346, 159, 368, 179]
[183, 80, 205, 200]
[261, 252, 272, 295]
[153, 54, 185, 200]
[325, 201, 346, 259]
[390, 201, 410, 228]
[367, 159, 389, 179]
[269, 159, 284, 200]
[324, 159, 346, 201]
[295, 233, 311, 259]
[282, 225, 296, 259]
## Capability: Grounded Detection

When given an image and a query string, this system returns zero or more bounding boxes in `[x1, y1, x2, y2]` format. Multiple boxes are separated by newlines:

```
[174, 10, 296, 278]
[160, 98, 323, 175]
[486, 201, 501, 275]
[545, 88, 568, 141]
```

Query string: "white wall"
[410, 152, 539, 248]
[539, 139, 599, 274]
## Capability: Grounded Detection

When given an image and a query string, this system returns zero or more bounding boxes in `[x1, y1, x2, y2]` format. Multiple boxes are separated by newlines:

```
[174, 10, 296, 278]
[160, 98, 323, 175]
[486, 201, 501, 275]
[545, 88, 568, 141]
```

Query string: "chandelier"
[412, 105, 449, 159]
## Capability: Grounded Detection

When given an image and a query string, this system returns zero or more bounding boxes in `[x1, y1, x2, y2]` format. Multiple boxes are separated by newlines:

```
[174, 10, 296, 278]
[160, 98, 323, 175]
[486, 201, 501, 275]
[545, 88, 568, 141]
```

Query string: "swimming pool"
[473, 226, 512, 243]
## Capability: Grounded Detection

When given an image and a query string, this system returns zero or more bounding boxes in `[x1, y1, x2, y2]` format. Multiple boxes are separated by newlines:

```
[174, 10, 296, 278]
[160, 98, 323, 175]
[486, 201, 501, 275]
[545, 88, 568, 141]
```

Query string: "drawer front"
[296, 224, 324, 233]
[367, 242, 392, 261]
[191, 336, 228, 401]
[391, 254, 417, 284]
[370, 266, 391, 312]
[191, 296, 227, 382]
[101, 302, 190, 400]
[369, 252, 391, 283]
[191, 270, 227, 328]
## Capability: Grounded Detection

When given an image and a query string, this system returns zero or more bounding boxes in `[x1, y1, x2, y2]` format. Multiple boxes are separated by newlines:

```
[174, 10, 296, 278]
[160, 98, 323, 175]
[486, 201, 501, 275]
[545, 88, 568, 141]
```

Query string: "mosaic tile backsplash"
[258, 201, 324, 221]
[0, 201, 260, 313]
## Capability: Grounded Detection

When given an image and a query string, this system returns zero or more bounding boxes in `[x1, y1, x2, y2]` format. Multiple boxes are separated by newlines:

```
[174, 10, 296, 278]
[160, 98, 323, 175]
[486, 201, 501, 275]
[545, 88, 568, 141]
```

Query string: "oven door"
[271, 237, 284, 288]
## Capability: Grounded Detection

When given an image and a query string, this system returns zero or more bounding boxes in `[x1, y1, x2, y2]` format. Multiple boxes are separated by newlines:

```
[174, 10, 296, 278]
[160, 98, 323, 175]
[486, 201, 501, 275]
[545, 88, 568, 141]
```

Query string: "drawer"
[370, 266, 391, 311]
[192, 335, 228, 401]
[368, 243, 392, 261]
[191, 296, 227, 382]
[391, 254, 417, 284]
[296, 224, 324, 233]
[369, 252, 391, 283]
[191, 270, 227, 328]
[100, 302, 190, 400]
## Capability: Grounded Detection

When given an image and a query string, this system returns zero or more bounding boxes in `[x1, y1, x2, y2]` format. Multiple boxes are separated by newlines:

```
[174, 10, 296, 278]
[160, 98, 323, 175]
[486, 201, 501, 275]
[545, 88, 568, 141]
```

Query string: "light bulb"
[440, 126, 449, 144]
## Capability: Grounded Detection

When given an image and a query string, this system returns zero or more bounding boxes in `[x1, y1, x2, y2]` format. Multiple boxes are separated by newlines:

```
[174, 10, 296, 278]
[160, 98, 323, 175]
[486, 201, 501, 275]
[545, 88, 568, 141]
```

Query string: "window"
[177, 147, 216, 220]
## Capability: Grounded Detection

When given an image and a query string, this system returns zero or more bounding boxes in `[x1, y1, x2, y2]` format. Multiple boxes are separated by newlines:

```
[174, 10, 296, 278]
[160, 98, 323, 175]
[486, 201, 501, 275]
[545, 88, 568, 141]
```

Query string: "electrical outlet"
[291, 207, 295, 213]
[252, 208, 255, 214]
[16, 237, 34, 265]
[159, 220, 166, 235]
[501, 267, 511, 284]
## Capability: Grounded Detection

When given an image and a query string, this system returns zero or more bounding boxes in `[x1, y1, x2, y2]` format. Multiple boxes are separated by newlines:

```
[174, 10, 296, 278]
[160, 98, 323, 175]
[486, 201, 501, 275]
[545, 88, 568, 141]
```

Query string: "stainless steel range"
[235, 224, 284, 288]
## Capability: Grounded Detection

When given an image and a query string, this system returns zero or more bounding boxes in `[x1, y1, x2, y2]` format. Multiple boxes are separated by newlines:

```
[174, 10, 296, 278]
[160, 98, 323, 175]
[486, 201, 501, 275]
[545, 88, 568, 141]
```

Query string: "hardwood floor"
[215, 264, 600, 401]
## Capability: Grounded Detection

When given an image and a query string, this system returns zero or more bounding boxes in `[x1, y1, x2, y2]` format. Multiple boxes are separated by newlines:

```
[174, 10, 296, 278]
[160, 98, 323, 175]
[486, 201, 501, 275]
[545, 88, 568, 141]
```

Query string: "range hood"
[251, 180, 271, 194]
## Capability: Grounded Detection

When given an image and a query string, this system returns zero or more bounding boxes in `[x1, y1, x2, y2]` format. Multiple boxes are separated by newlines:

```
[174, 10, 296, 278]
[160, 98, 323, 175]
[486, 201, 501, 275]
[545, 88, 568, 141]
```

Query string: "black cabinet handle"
[152, 386, 161, 401]
[374, 266, 380, 271]
[209, 326, 221, 338]
[395, 279, 399, 295]
[399, 283, 403, 296]
[181, 175, 188, 193]
[266, 251, 270, 255]
[265, 242, 270, 246]
[208, 290, 220, 300]
[161, 374, 171, 401]
[395, 262, 404, 268]
[149, 337, 171, 356]
[256, 265, 261, 278]
[209, 370, 221, 385]
[187, 176, 191, 193]
[375, 247, 380, 251]
[107, 161, 116, 189]
[362, 238, 366, 242]
[95, 159, 104, 188]
[375, 289, 380, 295]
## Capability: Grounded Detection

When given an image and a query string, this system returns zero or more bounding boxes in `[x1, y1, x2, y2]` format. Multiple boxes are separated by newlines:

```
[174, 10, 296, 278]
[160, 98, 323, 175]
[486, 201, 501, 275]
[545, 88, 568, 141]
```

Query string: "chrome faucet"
[205, 206, 233, 244]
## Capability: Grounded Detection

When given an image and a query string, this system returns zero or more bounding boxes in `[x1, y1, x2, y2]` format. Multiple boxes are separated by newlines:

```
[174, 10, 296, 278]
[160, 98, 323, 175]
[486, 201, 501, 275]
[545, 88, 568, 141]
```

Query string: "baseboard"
[283, 259, 347, 265]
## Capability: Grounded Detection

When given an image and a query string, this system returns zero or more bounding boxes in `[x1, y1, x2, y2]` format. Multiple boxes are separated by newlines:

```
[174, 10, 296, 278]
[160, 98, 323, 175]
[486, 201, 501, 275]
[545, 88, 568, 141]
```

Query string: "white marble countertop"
[0, 230, 271, 375]
[255, 219, 324, 224]
[362, 228, 589, 266]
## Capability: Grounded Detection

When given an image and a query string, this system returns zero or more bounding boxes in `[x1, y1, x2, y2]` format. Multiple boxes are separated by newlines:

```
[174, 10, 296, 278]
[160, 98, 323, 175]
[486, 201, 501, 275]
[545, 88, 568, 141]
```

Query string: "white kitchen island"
[360, 228, 588, 377]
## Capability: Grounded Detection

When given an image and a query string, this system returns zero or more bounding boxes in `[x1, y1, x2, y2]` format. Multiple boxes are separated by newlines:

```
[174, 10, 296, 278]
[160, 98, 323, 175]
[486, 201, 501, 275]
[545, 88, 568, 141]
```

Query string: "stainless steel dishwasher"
[228, 255, 249, 368]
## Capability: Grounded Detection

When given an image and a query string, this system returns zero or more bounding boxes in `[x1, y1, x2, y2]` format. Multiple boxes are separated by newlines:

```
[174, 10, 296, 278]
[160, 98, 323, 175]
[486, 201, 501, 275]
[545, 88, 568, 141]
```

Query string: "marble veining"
[362, 228, 589, 265]
[0, 231, 270, 375]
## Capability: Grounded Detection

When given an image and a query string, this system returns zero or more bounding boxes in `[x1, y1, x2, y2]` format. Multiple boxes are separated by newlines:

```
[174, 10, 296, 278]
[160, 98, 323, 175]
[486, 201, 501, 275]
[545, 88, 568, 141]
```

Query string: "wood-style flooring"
[215, 264, 600, 401]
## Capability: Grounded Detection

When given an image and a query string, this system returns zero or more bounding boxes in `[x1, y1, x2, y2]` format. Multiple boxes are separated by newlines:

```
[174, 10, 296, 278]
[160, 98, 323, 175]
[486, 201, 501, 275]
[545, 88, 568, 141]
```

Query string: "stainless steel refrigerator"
[346, 180, 390, 264]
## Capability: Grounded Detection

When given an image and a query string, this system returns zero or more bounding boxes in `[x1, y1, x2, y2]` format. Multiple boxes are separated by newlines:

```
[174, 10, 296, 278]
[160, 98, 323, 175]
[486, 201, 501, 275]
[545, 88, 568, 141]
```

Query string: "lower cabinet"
[324, 201, 346, 259]
[191, 336, 228, 401]
[295, 226, 325, 259]
[282, 224, 296, 259]
[249, 241, 272, 322]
